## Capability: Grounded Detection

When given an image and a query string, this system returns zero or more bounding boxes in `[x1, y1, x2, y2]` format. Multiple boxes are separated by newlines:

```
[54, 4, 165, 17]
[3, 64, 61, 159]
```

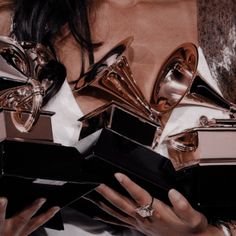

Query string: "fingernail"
[37, 198, 47, 206]
[114, 173, 123, 183]
[95, 184, 105, 192]
[168, 189, 188, 210]
[51, 206, 60, 215]
[0, 197, 7, 207]
[168, 189, 182, 202]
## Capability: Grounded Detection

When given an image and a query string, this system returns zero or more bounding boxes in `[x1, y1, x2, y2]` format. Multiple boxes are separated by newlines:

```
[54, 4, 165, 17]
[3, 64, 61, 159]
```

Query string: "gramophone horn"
[151, 43, 236, 116]
[74, 37, 160, 124]
[0, 36, 30, 85]
[0, 36, 65, 132]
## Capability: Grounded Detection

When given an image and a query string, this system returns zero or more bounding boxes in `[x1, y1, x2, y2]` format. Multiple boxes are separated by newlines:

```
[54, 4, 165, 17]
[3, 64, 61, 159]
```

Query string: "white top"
[41, 47, 229, 236]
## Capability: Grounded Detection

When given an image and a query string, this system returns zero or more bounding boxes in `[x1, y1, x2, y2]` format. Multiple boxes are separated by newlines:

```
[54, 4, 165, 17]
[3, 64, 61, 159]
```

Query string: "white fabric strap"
[220, 224, 232, 236]
[43, 80, 83, 146]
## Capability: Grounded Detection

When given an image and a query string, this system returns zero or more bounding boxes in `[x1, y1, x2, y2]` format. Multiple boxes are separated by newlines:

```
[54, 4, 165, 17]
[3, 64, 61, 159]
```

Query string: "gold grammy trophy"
[74, 37, 163, 148]
[0, 36, 97, 229]
[0, 36, 58, 139]
[150, 42, 236, 169]
[152, 42, 236, 220]
[73, 38, 176, 209]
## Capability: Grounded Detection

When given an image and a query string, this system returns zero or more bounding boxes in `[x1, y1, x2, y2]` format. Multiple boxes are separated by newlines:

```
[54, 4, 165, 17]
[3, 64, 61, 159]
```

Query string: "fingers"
[6, 198, 47, 234]
[22, 206, 60, 235]
[0, 197, 60, 236]
[98, 174, 176, 222]
[113, 173, 170, 220]
[84, 195, 135, 226]
[94, 216, 136, 230]
[96, 184, 137, 218]
[91, 198, 136, 227]
[10, 199, 60, 235]
[168, 189, 207, 232]
[0, 197, 7, 221]
[13, 198, 47, 223]
[95, 173, 209, 235]
[114, 173, 152, 206]
[109, 173, 205, 230]
[0, 198, 7, 234]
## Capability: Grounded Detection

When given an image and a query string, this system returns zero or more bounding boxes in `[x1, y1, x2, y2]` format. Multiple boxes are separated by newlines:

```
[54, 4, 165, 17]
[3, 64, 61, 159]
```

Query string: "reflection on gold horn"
[0, 37, 30, 85]
[0, 36, 56, 132]
[74, 37, 161, 125]
[151, 43, 236, 116]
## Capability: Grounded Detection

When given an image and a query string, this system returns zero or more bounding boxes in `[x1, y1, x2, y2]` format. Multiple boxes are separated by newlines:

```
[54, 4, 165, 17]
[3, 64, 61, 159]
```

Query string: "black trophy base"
[0, 139, 98, 230]
[77, 128, 236, 221]
[177, 165, 236, 221]
[79, 102, 160, 147]
[77, 128, 176, 204]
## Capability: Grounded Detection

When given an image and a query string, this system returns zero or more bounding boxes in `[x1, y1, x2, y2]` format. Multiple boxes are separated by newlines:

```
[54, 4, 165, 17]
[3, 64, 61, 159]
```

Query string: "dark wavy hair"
[11, 0, 97, 102]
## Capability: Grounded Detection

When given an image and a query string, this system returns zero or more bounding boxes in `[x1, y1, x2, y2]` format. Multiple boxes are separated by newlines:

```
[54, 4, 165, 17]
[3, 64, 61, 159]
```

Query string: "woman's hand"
[93, 173, 225, 236]
[0, 197, 60, 236]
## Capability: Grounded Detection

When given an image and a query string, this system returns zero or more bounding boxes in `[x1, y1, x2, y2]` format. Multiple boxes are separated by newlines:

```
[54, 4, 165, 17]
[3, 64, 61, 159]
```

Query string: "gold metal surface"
[153, 43, 236, 169]
[151, 43, 198, 113]
[151, 43, 236, 116]
[166, 116, 236, 170]
[0, 36, 55, 132]
[74, 37, 161, 127]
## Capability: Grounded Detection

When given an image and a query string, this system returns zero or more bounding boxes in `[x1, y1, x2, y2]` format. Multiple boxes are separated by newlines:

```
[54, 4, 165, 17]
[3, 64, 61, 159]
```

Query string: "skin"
[0, 197, 59, 236]
[56, 0, 198, 113]
[0, 1, 60, 234]
[93, 173, 229, 236]
[0, 0, 233, 235]
[56, 1, 235, 235]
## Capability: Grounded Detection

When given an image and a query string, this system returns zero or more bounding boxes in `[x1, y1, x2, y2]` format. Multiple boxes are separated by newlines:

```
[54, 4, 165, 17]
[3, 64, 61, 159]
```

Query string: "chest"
[71, 0, 198, 114]
[91, 0, 198, 99]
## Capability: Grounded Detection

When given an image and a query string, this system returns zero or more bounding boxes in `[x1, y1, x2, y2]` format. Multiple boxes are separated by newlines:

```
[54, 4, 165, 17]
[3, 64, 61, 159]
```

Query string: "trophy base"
[79, 102, 160, 147]
[0, 139, 98, 230]
[167, 127, 236, 170]
[177, 164, 236, 221]
[166, 126, 236, 219]
[76, 128, 176, 204]
[77, 128, 236, 221]
[0, 108, 54, 142]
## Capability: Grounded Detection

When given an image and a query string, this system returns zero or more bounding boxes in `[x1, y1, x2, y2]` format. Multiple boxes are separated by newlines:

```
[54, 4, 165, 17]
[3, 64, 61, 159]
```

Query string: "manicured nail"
[37, 198, 47, 206]
[169, 189, 188, 210]
[50, 206, 60, 215]
[96, 184, 105, 191]
[0, 197, 7, 207]
[168, 189, 182, 202]
[114, 173, 123, 183]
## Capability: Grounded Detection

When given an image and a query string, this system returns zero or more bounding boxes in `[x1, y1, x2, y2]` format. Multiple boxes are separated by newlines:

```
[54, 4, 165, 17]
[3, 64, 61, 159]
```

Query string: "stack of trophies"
[1, 35, 236, 228]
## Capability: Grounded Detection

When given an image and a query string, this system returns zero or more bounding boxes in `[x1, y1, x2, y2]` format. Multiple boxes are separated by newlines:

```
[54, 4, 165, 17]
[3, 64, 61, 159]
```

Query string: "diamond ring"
[135, 197, 155, 218]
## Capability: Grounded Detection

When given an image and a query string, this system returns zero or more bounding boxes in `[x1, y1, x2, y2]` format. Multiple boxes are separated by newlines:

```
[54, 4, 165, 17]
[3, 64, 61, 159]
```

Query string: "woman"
[1, 0, 236, 235]
[73, 1, 235, 236]
[43, 1, 236, 235]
